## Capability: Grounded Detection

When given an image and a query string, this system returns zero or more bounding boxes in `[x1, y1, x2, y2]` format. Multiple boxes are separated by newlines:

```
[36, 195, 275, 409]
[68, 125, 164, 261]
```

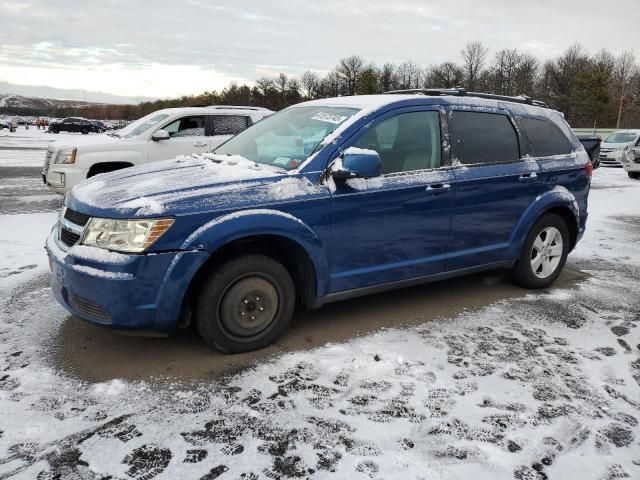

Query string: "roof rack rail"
[385, 88, 549, 108]
[206, 105, 271, 111]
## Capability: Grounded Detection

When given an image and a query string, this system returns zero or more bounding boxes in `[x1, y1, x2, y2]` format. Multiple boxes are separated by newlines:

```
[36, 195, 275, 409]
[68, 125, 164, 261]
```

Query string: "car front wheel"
[195, 255, 295, 353]
[510, 213, 569, 289]
[628, 172, 640, 180]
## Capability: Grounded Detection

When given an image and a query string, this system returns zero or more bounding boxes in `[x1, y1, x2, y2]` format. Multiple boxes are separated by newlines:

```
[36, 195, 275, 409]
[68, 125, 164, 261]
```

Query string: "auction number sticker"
[311, 112, 348, 124]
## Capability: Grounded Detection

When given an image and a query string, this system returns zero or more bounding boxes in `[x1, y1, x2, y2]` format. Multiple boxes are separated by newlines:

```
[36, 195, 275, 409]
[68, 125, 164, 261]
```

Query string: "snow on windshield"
[117, 113, 170, 138]
[604, 132, 639, 144]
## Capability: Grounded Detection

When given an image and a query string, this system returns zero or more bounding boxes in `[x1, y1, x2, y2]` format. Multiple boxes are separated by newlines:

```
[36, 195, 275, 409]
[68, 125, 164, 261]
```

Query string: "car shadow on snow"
[52, 267, 588, 384]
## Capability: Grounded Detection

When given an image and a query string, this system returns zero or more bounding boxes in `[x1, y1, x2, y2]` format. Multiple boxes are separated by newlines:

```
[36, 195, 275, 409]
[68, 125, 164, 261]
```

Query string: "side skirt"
[309, 260, 515, 309]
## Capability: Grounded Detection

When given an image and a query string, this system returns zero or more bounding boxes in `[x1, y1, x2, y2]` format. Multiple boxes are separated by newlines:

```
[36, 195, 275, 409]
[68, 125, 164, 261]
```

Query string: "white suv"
[42, 106, 272, 194]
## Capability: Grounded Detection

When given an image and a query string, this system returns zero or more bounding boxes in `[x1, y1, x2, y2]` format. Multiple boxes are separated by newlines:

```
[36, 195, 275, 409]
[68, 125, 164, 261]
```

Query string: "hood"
[49, 133, 121, 150]
[68, 154, 325, 217]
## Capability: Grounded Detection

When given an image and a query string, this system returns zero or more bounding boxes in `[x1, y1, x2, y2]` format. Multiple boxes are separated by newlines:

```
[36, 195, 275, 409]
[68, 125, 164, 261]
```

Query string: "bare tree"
[336, 55, 366, 95]
[612, 50, 638, 128]
[425, 62, 464, 88]
[461, 41, 488, 90]
[397, 60, 422, 89]
[300, 71, 321, 99]
[277, 73, 288, 108]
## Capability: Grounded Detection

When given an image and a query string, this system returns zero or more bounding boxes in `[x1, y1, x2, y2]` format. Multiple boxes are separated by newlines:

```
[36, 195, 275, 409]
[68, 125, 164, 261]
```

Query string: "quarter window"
[213, 115, 250, 135]
[520, 117, 573, 157]
[449, 111, 519, 165]
[353, 111, 442, 174]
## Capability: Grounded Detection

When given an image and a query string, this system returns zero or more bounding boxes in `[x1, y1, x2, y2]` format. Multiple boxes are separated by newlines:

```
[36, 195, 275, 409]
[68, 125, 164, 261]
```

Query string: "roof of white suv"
[155, 106, 272, 117]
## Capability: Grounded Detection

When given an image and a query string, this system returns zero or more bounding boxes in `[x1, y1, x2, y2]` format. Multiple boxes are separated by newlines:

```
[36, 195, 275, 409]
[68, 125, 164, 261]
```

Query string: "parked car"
[45, 90, 591, 353]
[576, 135, 601, 168]
[42, 106, 272, 194]
[597, 130, 640, 167]
[48, 117, 96, 135]
[90, 120, 109, 133]
[621, 145, 640, 179]
[0, 119, 10, 131]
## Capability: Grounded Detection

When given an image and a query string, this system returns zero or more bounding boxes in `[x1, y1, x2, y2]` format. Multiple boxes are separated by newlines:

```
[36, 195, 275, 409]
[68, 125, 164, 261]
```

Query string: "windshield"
[604, 132, 639, 144]
[214, 106, 359, 170]
[116, 112, 171, 138]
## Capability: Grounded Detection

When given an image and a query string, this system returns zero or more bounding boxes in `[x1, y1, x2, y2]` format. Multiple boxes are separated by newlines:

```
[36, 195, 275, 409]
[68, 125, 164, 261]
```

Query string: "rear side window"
[449, 111, 519, 165]
[520, 117, 573, 157]
[213, 115, 250, 135]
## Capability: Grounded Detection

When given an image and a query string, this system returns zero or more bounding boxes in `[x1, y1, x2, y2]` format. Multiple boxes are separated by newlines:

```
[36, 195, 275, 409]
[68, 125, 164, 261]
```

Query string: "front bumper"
[45, 227, 209, 332]
[43, 165, 89, 194]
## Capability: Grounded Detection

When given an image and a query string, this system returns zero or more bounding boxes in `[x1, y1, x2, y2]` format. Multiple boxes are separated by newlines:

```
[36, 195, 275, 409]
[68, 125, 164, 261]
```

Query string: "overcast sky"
[1, 0, 638, 100]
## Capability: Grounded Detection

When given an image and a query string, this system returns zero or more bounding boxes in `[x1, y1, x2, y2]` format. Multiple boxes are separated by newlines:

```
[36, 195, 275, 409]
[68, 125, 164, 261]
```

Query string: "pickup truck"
[42, 106, 272, 193]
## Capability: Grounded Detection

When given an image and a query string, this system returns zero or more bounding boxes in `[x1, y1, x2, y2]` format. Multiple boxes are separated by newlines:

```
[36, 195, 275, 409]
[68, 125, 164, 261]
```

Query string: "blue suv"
[46, 90, 591, 353]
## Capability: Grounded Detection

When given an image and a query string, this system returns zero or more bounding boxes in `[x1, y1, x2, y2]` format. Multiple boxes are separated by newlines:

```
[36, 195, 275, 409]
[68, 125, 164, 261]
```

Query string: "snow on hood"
[69, 154, 324, 216]
[48, 133, 121, 150]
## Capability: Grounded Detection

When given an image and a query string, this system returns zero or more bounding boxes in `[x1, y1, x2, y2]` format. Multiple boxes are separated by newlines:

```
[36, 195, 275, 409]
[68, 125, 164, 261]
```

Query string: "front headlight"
[54, 147, 77, 164]
[82, 218, 174, 253]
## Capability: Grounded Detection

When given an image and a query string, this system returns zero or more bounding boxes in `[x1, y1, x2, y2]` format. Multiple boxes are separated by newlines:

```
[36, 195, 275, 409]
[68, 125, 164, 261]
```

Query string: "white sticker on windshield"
[311, 112, 348, 124]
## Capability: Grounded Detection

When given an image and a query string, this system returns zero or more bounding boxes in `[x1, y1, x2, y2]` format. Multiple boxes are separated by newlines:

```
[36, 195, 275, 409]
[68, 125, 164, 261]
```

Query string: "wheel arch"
[181, 210, 329, 321]
[510, 187, 580, 257]
[87, 161, 135, 178]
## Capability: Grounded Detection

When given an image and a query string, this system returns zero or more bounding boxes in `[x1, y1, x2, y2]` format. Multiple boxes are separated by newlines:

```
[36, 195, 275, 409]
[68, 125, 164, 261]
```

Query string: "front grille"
[64, 208, 90, 227]
[60, 227, 81, 247]
[69, 294, 111, 322]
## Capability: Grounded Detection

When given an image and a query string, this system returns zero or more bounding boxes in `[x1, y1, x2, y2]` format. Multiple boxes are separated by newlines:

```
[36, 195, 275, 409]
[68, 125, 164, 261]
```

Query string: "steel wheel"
[219, 276, 279, 339]
[530, 226, 563, 279]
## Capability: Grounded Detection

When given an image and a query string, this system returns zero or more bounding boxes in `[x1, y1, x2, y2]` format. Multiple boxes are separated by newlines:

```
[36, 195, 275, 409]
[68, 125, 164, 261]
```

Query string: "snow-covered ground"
[0, 128, 86, 167]
[0, 163, 638, 479]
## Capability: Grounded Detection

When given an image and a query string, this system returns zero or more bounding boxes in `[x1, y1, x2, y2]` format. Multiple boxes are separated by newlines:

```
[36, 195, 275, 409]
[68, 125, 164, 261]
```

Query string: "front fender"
[509, 186, 579, 257]
[181, 209, 330, 297]
[77, 149, 143, 168]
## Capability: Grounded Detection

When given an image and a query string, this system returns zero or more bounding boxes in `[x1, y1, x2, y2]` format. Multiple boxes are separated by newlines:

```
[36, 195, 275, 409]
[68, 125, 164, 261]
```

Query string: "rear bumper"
[45, 228, 209, 332]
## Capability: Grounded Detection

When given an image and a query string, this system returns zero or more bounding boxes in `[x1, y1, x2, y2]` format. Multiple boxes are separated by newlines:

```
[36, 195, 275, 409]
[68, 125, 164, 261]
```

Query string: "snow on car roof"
[153, 106, 272, 116]
[292, 93, 556, 116]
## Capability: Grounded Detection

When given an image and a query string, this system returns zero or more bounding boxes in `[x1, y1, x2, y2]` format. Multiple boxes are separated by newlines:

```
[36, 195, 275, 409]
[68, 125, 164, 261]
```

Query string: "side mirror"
[332, 147, 381, 180]
[151, 129, 170, 141]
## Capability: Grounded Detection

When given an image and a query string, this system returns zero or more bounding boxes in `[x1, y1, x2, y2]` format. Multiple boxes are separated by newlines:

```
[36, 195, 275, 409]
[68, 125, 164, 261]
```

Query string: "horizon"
[1, 0, 639, 100]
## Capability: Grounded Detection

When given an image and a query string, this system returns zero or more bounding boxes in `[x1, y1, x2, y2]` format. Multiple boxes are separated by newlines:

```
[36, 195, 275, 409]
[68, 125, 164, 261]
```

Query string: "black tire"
[81, 127, 89, 134]
[51, 127, 59, 134]
[510, 213, 570, 289]
[195, 255, 295, 353]
[628, 172, 640, 180]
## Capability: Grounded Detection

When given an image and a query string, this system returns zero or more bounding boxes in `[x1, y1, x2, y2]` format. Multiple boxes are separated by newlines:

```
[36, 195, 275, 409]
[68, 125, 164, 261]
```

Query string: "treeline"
[29, 42, 640, 128]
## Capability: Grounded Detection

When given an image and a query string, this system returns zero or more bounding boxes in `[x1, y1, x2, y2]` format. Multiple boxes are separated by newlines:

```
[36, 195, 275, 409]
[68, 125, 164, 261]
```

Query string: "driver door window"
[353, 111, 442, 174]
[163, 116, 205, 137]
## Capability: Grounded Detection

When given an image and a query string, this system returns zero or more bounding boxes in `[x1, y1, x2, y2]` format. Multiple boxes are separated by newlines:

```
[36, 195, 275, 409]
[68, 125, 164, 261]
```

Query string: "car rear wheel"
[81, 127, 89, 134]
[510, 213, 569, 289]
[628, 172, 640, 180]
[195, 255, 295, 353]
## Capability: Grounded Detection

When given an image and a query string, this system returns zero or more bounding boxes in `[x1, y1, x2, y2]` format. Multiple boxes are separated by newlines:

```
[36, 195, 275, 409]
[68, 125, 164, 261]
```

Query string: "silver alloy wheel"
[530, 226, 563, 279]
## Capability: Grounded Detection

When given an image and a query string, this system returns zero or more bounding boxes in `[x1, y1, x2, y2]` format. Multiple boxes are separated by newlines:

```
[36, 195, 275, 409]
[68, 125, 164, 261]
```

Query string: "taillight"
[585, 160, 593, 180]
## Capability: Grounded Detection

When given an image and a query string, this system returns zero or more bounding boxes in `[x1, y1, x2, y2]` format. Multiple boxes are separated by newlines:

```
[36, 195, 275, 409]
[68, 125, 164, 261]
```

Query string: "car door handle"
[193, 141, 208, 148]
[519, 172, 538, 181]
[425, 183, 451, 194]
